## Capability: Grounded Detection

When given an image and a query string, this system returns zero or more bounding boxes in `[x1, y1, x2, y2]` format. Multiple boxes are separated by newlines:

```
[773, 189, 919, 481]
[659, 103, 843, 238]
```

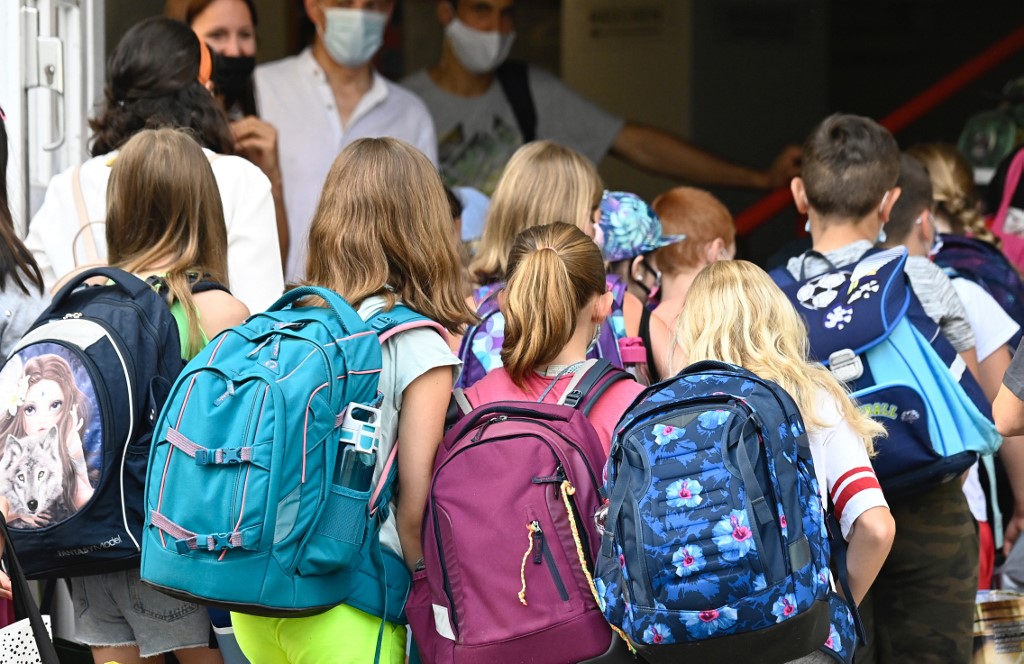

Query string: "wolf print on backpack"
[772, 246, 1000, 495]
[141, 287, 446, 618]
[416, 359, 630, 663]
[596, 361, 856, 663]
[0, 268, 185, 579]
[456, 276, 629, 389]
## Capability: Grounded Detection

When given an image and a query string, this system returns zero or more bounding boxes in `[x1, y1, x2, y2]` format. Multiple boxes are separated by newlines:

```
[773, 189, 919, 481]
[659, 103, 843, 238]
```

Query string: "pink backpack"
[410, 360, 630, 664]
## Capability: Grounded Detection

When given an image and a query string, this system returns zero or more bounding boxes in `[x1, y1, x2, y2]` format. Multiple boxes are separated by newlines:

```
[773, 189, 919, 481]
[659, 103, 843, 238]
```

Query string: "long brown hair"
[304, 138, 477, 333]
[502, 223, 607, 387]
[0, 112, 44, 295]
[470, 141, 604, 285]
[106, 127, 228, 358]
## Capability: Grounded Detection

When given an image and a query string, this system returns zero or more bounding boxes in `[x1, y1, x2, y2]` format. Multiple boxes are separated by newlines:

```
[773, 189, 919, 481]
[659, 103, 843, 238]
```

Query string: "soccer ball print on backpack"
[140, 286, 446, 618]
[596, 361, 860, 663]
[416, 360, 631, 664]
[773, 246, 1000, 495]
[0, 267, 184, 579]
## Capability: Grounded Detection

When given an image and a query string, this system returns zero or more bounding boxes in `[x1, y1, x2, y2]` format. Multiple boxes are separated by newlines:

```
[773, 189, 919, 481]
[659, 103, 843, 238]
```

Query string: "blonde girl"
[232, 137, 476, 664]
[68, 126, 249, 664]
[463, 223, 645, 452]
[906, 143, 999, 246]
[464, 140, 675, 384]
[675, 261, 894, 616]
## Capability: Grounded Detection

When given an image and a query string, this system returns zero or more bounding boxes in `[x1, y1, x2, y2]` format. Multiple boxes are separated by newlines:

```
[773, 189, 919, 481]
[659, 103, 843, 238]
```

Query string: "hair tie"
[198, 40, 213, 87]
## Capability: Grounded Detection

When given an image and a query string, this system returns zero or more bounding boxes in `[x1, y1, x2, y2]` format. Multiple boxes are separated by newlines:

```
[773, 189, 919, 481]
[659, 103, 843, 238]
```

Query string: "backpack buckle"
[208, 533, 234, 551]
[828, 349, 864, 383]
[562, 390, 583, 408]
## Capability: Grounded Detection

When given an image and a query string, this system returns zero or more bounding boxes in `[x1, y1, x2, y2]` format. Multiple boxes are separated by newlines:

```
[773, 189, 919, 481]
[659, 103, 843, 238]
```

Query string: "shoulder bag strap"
[1, 514, 60, 663]
[71, 164, 102, 267]
[495, 61, 537, 143]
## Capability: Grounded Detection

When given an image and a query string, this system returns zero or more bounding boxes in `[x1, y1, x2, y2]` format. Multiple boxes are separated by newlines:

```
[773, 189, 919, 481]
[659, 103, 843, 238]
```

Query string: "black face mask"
[211, 54, 256, 100]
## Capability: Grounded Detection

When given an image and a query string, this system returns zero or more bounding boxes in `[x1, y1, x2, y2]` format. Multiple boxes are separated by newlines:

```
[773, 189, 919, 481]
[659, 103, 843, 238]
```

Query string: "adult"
[255, 0, 438, 281]
[166, 0, 290, 266]
[25, 17, 283, 314]
[402, 0, 801, 195]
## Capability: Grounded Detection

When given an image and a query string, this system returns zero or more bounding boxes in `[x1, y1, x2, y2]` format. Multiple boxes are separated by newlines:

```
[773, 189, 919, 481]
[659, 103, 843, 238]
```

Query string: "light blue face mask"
[320, 7, 388, 68]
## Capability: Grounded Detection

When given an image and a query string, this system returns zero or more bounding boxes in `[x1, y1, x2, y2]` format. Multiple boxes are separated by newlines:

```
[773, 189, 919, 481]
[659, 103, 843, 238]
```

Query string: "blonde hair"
[470, 141, 604, 285]
[675, 261, 884, 452]
[502, 223, 606, 387]
[106, 127, 228, 358]
[651, 187, 735, 274]
[304, 138, 477, 333]
[906, 142, 1000, 247]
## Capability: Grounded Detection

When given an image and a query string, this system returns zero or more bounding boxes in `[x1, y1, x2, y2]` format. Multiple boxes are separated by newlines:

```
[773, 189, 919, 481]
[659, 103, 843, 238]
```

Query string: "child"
[463, 222, 646, 452]
[780, 113, 979, 663]
[231, 137, 476, 664]
[676, 260, 895, 662]
[67, 127, 249, 664]
[649, 186, 736, 326]
[464, 140, 675, 384]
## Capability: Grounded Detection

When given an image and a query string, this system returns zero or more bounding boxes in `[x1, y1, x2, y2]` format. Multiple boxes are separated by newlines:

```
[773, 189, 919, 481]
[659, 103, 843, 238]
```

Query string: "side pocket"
[295, 483, 370, 576]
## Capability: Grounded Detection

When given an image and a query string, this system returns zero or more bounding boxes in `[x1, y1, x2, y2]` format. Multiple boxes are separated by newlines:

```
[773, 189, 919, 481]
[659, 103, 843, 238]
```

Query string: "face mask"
[444, 17, 516, 74]
[211, 54, 256, 104]
[321, 7, 388, 68]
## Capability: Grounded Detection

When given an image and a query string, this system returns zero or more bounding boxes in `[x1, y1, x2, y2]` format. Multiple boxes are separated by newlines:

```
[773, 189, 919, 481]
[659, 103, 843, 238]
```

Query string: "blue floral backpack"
[595, 361, 861, 663]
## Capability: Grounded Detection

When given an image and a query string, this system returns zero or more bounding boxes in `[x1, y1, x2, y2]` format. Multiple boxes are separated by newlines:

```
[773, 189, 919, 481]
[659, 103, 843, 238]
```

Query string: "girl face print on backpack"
[0, 350, 99, 528]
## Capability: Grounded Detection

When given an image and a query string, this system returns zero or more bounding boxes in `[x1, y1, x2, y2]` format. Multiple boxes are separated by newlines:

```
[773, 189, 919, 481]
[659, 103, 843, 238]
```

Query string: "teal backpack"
[139, 287, 445, 622]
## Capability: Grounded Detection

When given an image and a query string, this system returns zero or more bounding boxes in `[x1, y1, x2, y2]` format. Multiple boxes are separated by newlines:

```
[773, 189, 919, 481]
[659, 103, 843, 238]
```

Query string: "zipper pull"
[532, 524, 544, 565]
[472, 415, 508, 442]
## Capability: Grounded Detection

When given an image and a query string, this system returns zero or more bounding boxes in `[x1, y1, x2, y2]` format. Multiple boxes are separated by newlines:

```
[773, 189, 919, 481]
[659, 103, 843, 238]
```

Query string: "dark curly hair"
[89, 17, 234, 157]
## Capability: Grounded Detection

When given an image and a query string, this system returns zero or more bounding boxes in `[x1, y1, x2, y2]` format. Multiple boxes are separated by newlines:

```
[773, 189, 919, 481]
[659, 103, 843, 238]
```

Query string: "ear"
[705, 238, 725, 265]
[304, 0, 324, 29]
[630, 255, 646, 281]
[879, 187, 901, 222]
[2, 437, 22, 465]
[438, 0, 455, 26]
[592, 292, 614, 324]
[791, 177, 809, 214]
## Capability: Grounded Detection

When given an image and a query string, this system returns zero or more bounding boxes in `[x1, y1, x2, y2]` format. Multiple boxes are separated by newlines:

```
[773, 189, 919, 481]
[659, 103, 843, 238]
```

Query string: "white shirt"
[256, 49, 439, 282]
[950, 277, 1020, 523]
[25, 150, 284, 314]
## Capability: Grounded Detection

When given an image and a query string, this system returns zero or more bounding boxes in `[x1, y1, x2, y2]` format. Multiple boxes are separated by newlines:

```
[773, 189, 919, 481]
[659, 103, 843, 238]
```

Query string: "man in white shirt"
[256, 0, 438, 281]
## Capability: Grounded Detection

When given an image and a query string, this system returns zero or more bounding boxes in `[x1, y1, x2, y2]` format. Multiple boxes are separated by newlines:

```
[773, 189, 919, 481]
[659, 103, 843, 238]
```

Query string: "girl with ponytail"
[463, 222, 644, 451]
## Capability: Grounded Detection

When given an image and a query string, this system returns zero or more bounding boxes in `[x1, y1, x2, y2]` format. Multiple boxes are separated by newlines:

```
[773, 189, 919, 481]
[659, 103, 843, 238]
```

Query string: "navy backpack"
[596, 362, 861, 663]
[772, 246, 1000, 495]
[0, 268, 184, 578]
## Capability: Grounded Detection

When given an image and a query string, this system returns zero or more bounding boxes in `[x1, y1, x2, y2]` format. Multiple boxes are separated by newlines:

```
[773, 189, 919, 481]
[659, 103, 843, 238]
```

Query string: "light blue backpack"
[140, 287, 444, 621]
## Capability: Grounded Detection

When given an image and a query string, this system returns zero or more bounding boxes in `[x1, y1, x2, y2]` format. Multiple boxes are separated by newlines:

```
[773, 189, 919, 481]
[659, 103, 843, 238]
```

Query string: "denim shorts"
[71, 568, 211, 658]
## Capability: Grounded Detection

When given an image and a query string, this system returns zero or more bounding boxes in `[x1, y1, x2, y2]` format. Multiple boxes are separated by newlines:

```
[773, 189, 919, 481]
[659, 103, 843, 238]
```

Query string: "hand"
[760, 145, 803, 189]
[231, 116, 281, 181]
[1005, 508, 1024, 556]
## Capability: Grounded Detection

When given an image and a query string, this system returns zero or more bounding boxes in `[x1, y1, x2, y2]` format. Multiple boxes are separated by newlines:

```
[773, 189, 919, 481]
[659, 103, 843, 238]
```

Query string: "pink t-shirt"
[463, 367, 645, 453]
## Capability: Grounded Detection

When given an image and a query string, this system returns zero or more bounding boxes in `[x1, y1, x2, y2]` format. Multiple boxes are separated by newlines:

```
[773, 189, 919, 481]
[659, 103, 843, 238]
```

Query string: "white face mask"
[320, 7, 388, 68]
[444, 17, 516, 74]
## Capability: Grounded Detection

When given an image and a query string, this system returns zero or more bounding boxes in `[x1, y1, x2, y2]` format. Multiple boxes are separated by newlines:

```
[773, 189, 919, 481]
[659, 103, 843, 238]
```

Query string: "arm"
[980, 345, 1013, 403]
[998, 435, 1024, 555]
[396, 365, 453, 570]
[844, 506, 895, 605]
[996, 385, 1024, 437]
[961, 347, 982, 384]
[231, 116, 289, 268]
[610, 123, 801, 190]
[193, 290, 250, 339]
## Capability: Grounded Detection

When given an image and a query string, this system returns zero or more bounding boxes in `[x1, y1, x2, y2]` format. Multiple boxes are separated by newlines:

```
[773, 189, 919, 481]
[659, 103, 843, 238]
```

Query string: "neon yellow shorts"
[232, 604, 406, 664]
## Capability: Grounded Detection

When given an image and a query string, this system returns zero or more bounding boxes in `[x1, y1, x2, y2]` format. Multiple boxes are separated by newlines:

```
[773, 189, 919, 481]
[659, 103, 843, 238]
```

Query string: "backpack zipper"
[530, 521, 570, 602]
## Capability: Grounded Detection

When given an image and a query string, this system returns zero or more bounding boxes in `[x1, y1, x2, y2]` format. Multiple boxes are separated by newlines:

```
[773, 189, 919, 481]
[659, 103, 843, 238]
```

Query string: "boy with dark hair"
[781, 114, 981, 663]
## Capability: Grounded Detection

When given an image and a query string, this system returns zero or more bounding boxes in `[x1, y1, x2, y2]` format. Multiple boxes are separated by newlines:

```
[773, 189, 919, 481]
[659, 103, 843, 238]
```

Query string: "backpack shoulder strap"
[495, 60, 537, 143]
[71, 164, 102, 267]
[638, 305, 659, 382]
[369, 304, 450, 346]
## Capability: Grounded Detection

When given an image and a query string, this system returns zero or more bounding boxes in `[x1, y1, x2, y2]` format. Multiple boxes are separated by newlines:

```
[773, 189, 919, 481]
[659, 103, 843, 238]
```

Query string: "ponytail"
[500, 223, 606, 387]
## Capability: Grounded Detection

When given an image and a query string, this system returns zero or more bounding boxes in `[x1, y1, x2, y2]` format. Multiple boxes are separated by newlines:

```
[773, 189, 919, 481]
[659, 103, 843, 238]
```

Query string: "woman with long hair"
[674, 260, 895, 662]
[25, 16, 283, 313]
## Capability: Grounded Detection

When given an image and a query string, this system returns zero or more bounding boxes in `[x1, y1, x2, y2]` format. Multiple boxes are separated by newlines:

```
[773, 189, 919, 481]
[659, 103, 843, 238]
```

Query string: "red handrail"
[735, 22, 1024, 236]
